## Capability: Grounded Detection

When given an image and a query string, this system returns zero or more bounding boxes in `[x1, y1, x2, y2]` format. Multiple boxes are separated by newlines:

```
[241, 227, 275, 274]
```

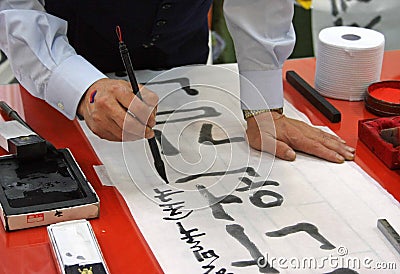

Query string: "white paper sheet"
[81, 64, 400, 273]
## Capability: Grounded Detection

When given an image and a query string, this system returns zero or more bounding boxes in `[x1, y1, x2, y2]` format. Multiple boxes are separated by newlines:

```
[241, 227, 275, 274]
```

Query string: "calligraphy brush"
[115, 26, 169, 184]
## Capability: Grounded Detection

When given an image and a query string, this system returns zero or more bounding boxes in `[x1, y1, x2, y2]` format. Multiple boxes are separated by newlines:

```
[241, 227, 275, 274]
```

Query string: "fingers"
[246, 113, 356, 163]
[123, 111, 155, 139]
[113, 83, 158, 128]
[288, 133, 347, 163]
[124, 96, 157, 128]
[314, 130, 355, 161]
[287, 123, 355, 162]
[259, 133, 296, 161]
[78, 78, 158, 141]
[245, 116, 296, 161]
[285, 120, 355, 163]
[86, 108, 153, 141]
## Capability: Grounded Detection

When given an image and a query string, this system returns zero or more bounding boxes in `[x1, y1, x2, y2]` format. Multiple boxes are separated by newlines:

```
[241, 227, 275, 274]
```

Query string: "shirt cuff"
[46, 55, 106, 120]
[239, 69, 284, 110]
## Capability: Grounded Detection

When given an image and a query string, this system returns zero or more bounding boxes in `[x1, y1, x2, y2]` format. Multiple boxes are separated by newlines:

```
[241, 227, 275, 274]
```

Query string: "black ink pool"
[0, 149, 98, 215]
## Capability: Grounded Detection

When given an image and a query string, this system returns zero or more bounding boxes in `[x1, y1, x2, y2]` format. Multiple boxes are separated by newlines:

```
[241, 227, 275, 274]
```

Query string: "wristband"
[242, 108, 283, 119]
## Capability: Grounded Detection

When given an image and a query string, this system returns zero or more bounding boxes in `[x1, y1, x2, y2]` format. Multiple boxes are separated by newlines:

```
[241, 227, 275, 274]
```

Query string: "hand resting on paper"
[77, 78, 158, 141]
[246, 111, 356, 163]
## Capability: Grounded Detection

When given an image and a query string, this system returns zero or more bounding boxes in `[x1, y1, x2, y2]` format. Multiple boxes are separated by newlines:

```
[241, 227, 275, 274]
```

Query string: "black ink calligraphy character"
[236, 177, 279, 192]
[153, 188, 184, 203]
[340, 0, 347, 13]
[196, 249, 219, 263]
[160, 201, 193, 221]
[156, 107, 221, 125]
[330, 0, 339, 16]
[175, 167, 259, 184]
[364, 16, 381, 29]
[215, 269, 233, 274]
[266, 222, 335, 250]
[197, 250, 224, 274]
[197, 185, 242, 221]
[334, 17, 343, 26]
[144, 77, 199, 96]
[249, 190, 283, 208]
[176, 222, 228, 273]
[226, 224, 279, 273]
[347, 15, 381, 29]
[235, 177, 283, 208]
[198, 123, 245, 145]
[154, 129, 180, 156]
[177, 222, 206, 257]
[177, 222, 206, 243]
[330, 0, 380, 29]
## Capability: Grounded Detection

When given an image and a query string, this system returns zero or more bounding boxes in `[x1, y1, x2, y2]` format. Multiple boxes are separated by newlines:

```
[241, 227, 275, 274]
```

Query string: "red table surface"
[0, 51, 399, 274]
[0, 89, 163, 272]
[282, 50, 400, 202]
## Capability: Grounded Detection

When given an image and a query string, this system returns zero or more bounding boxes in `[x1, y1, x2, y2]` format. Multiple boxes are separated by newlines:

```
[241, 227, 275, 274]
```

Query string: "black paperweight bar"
[286, 70, 341, 123]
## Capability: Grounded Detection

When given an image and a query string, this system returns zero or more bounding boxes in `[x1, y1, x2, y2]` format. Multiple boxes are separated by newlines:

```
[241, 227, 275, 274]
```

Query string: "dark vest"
[45, 0, 212, 72]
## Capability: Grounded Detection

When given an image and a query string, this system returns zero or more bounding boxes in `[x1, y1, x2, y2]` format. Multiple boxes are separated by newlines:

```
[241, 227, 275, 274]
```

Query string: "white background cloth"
[312, 0, 400, 52]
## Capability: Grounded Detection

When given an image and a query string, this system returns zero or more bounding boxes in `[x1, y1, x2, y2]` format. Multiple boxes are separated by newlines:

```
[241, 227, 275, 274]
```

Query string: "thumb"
[274, 139, 296, 161]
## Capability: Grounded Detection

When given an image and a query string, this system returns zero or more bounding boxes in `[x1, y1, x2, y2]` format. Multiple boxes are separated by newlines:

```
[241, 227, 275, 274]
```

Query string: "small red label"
[27, 213, 44, 223]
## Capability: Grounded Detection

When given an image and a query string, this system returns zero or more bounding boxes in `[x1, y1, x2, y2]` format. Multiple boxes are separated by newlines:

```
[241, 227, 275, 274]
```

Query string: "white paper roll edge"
[318, 26, 385, 50]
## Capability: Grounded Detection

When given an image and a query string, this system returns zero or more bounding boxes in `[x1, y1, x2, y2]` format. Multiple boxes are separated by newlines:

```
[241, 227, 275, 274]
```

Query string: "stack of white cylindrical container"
[315, 26, 385, 101]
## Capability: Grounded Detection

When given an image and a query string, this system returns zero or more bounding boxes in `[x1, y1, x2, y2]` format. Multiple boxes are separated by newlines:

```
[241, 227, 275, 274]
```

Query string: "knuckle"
[132, 102, 146, 115]
[320, 133, 330, 144]
[287, 134, 301, 145]
[101, 104, 115, 115]
[91, 112, 103, 124]
[142, 91, 159, 105]
[95, 96, 109, 108]
[109, 83, 124, 94]
[110, 85, 119, 94]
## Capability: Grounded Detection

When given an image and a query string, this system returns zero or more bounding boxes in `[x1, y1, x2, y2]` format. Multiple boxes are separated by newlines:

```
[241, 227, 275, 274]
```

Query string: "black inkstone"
[0, 149, 98, 216]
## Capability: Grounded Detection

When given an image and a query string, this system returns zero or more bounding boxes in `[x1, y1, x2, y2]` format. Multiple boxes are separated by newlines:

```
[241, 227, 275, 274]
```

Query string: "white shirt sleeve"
[223, 0, 296, 110]
[0, 1, 106, 120]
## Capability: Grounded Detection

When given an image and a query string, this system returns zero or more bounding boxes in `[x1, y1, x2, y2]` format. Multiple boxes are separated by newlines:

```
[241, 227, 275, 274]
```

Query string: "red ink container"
[365, 81, 400, 116]
[358, 116, 400, 169]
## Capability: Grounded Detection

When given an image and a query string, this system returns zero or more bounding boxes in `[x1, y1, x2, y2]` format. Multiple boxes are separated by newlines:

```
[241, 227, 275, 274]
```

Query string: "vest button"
[152, 35, 160, 42]
[156, 20, 167, 27]
[161, 3, 172, 9]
